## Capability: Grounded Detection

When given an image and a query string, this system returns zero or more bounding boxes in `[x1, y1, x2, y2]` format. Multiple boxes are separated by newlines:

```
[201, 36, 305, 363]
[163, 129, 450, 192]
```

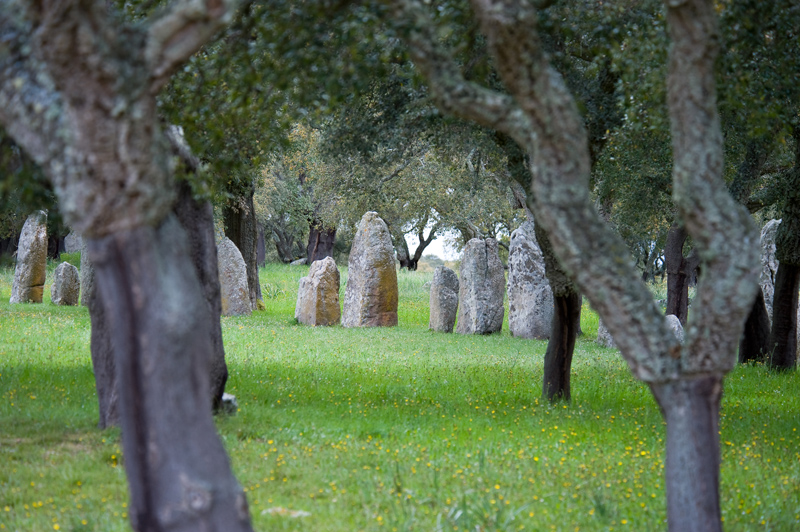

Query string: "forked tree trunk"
[307, 222, 336, 264]
[88, 217, 251, 532]
[542, 291, 581, 401]
[224, 188, 262, 309]
[173, 181, 228, 409]
[738, 286, 770, 363]
[651, 376, 723, 532]
[768, 262, 800, 370]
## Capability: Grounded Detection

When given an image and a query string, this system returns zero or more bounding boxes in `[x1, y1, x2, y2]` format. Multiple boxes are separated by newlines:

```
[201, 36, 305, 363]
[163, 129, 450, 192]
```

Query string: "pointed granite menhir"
[342, 212, 398, 327]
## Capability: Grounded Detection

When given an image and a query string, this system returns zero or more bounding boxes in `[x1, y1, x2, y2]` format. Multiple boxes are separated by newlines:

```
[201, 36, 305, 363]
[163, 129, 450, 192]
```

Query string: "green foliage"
[1, 264, 799, 531]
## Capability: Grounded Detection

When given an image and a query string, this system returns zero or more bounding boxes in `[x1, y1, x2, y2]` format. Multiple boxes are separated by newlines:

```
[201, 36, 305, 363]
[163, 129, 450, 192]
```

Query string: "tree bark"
[88, 217, 252, 532]
[173, 180, 229, 409]
[542, 291, 581, 401]
[84, 267, 119, 429]
[768, 262, 800, 370]
[738, 286, 771, 363]
[651, 376, 723, 532]
[223, 187, 263, 309]
[256, 223, 266, 267]
[306, 222, 336, 264]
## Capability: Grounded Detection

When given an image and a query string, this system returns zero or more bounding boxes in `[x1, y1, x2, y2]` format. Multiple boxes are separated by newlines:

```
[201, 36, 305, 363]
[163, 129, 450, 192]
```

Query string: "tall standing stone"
[758, 219, 800, 352]
[342, 212, 398, 327]
[217, 237, 252, 316]
[51, 262, 80, 305]
[429, 266, 459, 333]
[507, 222, 553, 339]
[760, 219, 781, 321]
[295, 256, 341, 326]
[456, 238, 505, 334]
[10, 211, 48, 304]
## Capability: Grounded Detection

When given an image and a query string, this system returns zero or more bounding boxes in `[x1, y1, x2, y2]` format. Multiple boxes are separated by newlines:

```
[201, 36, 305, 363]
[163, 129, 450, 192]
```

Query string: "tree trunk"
[85, 270, 119, 429]
[307, 222, 336, 264]
[738, 286, 770, 363]
[223, 188, 262, 309]
[664, 223, 699, 325]
[651, 376, 723, 532]
[542, 291, 581, 402]
[256, 223, 266, 267]
[768, 262, 800, 370]
[88, 216, 252, 532]
[173, 181, 229, 409]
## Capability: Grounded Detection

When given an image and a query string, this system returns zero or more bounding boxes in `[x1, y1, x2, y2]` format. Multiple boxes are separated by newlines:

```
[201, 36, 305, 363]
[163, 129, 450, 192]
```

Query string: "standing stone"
[665, 314, 685, 344]
[51, 262, 80, 305]
[217, 237, 252, 316]
[758, 219, 800, 353]
[597, 318, 616, 348]
[760, 219, 781, 321]
[64, 231, 83, 253]
[429, 266, 459, 333]
[342, 212, 398, 327]
[10, 211, 48, 304]
[456, 238, 505, 334]
[507, 222, 554, 339]
[295, 256, 341, 326]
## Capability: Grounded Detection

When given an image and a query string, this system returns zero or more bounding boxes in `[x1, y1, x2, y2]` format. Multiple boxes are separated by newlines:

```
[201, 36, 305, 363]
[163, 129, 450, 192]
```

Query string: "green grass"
[1, 262, 799, 531]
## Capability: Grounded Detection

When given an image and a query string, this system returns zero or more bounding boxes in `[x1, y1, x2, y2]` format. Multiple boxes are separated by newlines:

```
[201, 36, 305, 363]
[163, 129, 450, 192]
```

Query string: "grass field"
[1, 260, 799, 531]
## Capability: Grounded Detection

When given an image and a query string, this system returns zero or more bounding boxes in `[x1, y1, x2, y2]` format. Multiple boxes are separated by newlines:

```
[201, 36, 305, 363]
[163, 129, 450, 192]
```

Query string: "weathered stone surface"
[429, 266, 459, 333]
[758, 219, 800, 352]
[342, 212, 398, 327]
[290, 257, 308, 266]
[10, 211, 48, 304]
[220, 393, 238, 415]
[665, 314, 685, 344]
[597, 318, 616, 348]
[295, 256, 341, 326]
[51, 262, 80, 305]
[217, 237, 252, 316]
[507, 222, 553, 339]
[760, 219, 780, 320]
[456, 238, 505, 334]
[64, 231, 82, 253]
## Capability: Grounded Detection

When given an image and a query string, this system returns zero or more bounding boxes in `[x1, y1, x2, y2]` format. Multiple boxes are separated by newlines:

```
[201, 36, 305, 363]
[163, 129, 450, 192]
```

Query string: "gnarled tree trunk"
[739, 286, 771, 363]
[307, 221, 336, 264]
[173, 180, 228, 409]
[664, 222, 700, 325]
[0, 2, 254, 530]
[768, 262, 800, 369]
[89, 218, 251, 531]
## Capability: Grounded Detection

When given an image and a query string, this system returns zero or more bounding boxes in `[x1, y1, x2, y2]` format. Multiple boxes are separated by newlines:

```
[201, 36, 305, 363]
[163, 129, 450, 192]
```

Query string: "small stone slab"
[64, 232, 83, 253]
[10, 211, 48, 304]
[596, 317, 616, 349]
[51, 262, 80, 306]
[429, 266, 459, 333]
[295, 256, 341, 326]
[665, 314, 684, 344]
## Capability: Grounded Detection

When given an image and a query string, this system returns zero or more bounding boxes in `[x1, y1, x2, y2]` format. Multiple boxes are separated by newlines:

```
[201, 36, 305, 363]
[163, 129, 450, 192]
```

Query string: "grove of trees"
[1, 0, 797, 531]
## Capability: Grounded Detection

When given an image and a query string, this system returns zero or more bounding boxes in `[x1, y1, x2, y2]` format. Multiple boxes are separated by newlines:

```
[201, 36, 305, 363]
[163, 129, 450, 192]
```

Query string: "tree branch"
[388, 0, 533, 141]
[146, 0, 241, 93]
